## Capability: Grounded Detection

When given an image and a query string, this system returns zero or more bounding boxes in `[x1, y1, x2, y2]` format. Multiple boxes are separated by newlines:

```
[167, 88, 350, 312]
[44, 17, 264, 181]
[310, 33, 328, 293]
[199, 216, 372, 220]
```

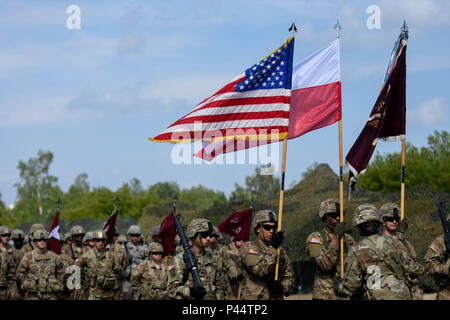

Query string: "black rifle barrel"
[434, 193, 450, 253]
[170, 205, 204, 290]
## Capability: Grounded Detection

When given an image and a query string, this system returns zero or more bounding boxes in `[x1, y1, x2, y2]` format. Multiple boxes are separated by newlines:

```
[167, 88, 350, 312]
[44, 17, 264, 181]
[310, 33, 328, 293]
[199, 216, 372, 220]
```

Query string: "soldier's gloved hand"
[269, 231, 284, 249]
[333, 222, 346, 238]
[189, 286, 207, 299]
[397, 218, 408, 234]
[333, 276, 343, 295]
[237, 273, 244, 282]
[268, 279, 284, 296]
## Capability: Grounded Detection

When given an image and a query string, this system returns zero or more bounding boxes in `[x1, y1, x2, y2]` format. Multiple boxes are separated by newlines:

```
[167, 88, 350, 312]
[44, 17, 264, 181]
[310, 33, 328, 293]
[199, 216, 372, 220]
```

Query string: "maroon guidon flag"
[47, 210, 61, 254]
[103, 208, 118, 244]
[345, 34, 407, 199]
[218, 208, 253, 241]
[157, 211, 177, 256]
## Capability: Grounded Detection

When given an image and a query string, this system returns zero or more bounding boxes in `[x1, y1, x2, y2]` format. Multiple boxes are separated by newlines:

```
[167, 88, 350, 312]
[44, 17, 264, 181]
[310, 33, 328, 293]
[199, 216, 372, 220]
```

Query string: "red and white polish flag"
[288, 39, 341, 139]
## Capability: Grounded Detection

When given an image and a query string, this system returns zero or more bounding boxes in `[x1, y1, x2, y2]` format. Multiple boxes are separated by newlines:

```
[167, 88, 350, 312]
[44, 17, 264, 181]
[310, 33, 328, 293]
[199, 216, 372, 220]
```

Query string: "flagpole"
[334, 19, 345, 278]
[400, 21, 408, 221]
[274, 137, 288, 280]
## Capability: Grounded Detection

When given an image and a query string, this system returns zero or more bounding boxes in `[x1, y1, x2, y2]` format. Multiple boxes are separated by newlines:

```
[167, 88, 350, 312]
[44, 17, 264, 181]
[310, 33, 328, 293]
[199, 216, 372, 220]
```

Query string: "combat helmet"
[318, 198, 340, 219]
[11, 229, 25, 240]
[353, 203, 381, 226]
[70, 225, 86, 236]
[379, 203, 401, 220]
[151, 225, 160, 238]
[63, 232, 72, 242]
[29, 223, 45, 237]
[92, 230, 107, 240]
[186, 218, 213, 239]
[32, 230, 49, 241]
[148, 241, 163, 253]
[127, 225, 141, 235]
[117, 234, 127, 245]
[0, 226, 11, 236]
[83, 231, 93, 243]
[252, 209, 278, 230]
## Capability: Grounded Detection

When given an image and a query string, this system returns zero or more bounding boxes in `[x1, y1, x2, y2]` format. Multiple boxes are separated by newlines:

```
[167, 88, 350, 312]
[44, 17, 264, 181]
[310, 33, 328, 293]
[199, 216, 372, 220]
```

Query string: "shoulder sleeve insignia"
[248, 248, 258, 254]
[310, 237, 322, 244]
[168, 264, 175, 271]
[429, 244, 440, 253]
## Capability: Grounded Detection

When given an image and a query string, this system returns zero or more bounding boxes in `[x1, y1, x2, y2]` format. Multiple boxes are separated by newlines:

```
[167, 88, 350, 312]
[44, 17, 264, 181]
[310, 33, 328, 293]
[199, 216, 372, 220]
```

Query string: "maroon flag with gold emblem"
[345, 38, 407, 198]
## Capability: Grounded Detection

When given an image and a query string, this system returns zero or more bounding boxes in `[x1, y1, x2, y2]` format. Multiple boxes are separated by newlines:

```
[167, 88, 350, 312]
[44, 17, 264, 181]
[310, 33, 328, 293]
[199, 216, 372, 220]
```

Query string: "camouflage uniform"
[20, 223, 45, 256]
[167, 218, 226, 300]
[305, 198, 355, 300]
[339, 204, 425, 300]
[239, 210, 295, 300]
[1, 245, 22, 299]
[75, 230, 125, 300]
[380, 202, 423, 300]
[424, 214, 450, 300]
[68, 225, 85, 260]
[131, 242, 168, 300]
[16, 231, 65, 300]
[220, 241, 243, 299]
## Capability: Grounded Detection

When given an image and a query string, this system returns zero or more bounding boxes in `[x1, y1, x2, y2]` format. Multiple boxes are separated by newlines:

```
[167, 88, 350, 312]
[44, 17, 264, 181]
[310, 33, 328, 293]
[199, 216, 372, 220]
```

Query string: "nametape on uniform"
[310, 237, 322, 244]
[248, 249, 258, 254]
[429, 244, 439, 253]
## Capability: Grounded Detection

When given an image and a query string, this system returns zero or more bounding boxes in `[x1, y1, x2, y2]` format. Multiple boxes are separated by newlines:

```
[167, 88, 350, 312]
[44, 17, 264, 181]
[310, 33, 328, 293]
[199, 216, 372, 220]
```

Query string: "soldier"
[21, 223, 45, 255]
[337, 203, 425, 300]
[424, 213, 450, 300]
[16, 230, 65, 300]
[11, 229, 25, 252]
[123, 225, 147, 299]
[0, 226, 24, 299]
[208, 226, 222, 251]
[239, 209, 295, 300]
[167, 218, 226, 300]
[69, 225, 85, 259]
[379, 202, 423, 300]
[106, 227, 128, 300]
[305, 198, 355, 300]
[131, 242, 168, 300]
[82, 231, 94, 252]
[74, 230, 125, 300]
[220, 236, 245, 299]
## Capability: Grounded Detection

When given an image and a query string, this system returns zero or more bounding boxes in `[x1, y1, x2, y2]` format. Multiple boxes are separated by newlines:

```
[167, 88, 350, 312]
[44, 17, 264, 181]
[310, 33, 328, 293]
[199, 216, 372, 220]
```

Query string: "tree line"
[0, 130, 447, 228]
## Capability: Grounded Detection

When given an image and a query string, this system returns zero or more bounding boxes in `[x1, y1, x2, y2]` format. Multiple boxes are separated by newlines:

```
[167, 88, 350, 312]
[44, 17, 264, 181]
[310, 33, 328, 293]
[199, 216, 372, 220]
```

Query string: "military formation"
[0, 199, 448, 300]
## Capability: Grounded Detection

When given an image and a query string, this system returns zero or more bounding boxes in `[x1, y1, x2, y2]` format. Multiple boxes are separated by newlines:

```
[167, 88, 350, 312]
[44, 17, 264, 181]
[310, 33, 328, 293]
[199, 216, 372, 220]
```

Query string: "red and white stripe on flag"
[288, 39, 342, 139]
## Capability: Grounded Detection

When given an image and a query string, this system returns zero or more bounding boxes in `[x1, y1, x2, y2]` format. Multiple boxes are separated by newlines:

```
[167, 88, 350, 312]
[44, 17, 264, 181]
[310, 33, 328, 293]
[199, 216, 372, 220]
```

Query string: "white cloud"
[408, 97, 448, 127]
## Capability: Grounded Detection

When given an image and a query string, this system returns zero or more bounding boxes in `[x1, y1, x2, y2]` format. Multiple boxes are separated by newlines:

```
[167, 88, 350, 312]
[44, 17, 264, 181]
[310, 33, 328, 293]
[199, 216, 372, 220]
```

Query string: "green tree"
[230, 164, 280, 202]
[67, 172, 90, 198]
[14, 150, 60, 223]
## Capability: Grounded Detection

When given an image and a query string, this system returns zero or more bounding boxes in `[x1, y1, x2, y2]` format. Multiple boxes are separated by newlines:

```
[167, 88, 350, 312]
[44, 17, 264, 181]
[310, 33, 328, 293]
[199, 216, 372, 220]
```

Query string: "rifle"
[434, 193, 450, 255]
[69, 243, 76, 261]
[170, 204, 204, 296]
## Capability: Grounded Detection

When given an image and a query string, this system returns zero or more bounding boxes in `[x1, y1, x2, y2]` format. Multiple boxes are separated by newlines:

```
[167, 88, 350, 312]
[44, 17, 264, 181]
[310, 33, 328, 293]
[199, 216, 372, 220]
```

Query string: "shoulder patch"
[310, 237, 322, 244]
[248, 248, 258, 254]
[429, 244, 440, 253]
[168, 263, 175, 271]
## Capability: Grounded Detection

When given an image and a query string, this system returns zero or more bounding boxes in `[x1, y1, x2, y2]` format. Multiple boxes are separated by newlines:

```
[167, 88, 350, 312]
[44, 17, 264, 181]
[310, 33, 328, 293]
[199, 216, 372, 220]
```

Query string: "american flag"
[150, 37, 295, 146]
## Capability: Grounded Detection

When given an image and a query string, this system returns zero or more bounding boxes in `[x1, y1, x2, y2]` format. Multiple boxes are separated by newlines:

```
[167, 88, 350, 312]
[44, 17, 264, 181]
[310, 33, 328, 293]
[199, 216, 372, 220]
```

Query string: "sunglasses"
[261, 224, 278, 231]
[34, 239, 48, 243]
[129, 234, 140, 237]
[151, 252, 163, 255]
[384, 216, 400, 222]
[94, 239, 106, 243]
[1, 234, 11, 237]
[199, 231, 212, 239]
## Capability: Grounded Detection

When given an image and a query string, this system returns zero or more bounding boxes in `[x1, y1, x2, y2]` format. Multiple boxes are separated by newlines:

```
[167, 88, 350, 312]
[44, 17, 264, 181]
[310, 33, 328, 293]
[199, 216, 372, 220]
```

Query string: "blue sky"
[1, 0, 449, 207]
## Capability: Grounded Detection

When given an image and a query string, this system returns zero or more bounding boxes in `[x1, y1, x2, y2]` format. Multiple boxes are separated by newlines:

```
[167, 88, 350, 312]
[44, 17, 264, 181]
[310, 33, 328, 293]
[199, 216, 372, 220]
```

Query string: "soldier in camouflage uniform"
[167, 218, 226, 300]
[131, 242, 168, 300]
[220, 236, 245, 299]
[123, 225, 147, 299]
[337, 203, 425, 300]
[0, 227, 24, 299]
[305, 198, 354, 300]
[82, 231, 94, 252]
[16, 230, 65, 300]
[379, 202, 423, 300]
[74, 230, 125, 300]
[67, 225, 85, 260]
[239, 210, 294, 300]
[424, 213, 450, 300]
[21, 223, 45, 256]
[0, 226, 12, 299]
